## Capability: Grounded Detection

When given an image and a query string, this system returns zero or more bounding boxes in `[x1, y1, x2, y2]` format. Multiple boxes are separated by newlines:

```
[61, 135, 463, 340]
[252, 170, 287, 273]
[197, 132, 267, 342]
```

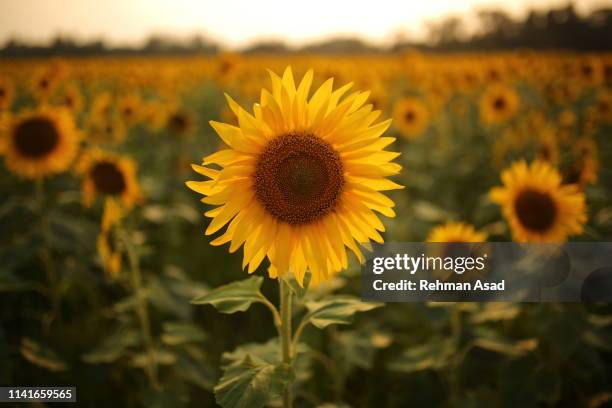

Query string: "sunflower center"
[514, 189, 557, 232]
[14, 117, 60, 158]
[404, 110, 415, 123]
[493, 97, 506, 110]
[169, 113, 188, 133]
[91, 161, 126, 195]
[254, 133, 344, 225]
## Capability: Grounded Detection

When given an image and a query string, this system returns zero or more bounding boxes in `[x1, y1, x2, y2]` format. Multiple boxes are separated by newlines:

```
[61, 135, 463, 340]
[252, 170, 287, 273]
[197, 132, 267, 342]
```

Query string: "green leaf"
[470, 303, 521, 323]
[472, 328, 538, 356]
[131, 348, 177, 367]
[20, 337, 67, 372]
[214, 354, 291, 408]
[174, 352, 216, 391]
[388, 338, 456, 373]
[162, 322, 207, 346]
[82, 329, 140, 363]
[191, 276, 264, 314]
[304, 296, 382, 329]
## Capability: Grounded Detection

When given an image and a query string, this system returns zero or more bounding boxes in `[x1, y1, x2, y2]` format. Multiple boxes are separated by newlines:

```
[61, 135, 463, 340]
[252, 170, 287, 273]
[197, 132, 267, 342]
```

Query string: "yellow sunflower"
[427, 222, 488, 242]
[562, 137, 599, 187]
[480, 84, 519, 126]
[30, 69, 60, 102]
[88, 116, 127, 144]
[393, 97, 430, 139]
[118, 93, 143, 127]
[55, 83, 83, 114]
[97, 198, 125, 278]
[165, 107, 195, 137]
[2, 107, 80, 179]
[0, 76, 15, 111]
[489, 160, 587, 242]
[76, 149, 142, 208]
[187, 67, 403, 285]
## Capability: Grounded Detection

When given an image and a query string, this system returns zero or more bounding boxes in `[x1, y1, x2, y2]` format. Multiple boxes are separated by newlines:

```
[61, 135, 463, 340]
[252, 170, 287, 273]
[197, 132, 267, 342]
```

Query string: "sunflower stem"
[35, 178, 60, 334]
[118, 223, 160, 390]
[279, 277, 293, 408]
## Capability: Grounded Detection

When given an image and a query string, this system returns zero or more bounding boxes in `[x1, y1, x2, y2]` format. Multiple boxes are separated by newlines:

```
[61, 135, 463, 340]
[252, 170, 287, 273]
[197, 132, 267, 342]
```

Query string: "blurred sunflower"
[593, 90, 611, 124]
[30, 69, 60, 102]
[76, 149, 142, 208]
[0, 76, 15, 111]
[427, 222, 488, 242]
[55, 83, 83, 114]
[1, 107, 80, 179]
[535, 126, 559, 164]
[96, 198, 125, 278]
[142, 101, 167, 132]
[393, 97, 429, 139]
[165, 107, 195, 137]
[480, 84, 519, 125]
[118, 93, 143, 127]
[562, 137, 599, 187]
[490, 160, 587, 242]
[88, 116, 127, 144]
[187, 67, 403, 285]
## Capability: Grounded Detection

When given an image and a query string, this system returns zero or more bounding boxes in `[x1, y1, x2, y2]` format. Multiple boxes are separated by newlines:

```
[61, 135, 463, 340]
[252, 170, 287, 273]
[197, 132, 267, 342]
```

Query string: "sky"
[0, 0, 607, 48]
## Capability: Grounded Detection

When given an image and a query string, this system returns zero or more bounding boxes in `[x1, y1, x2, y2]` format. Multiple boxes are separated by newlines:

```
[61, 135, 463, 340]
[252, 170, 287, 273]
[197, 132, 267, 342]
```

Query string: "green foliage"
[191, 276, 264, 314]
[215, 344, 293, 408]
[303, 296, 382, 329]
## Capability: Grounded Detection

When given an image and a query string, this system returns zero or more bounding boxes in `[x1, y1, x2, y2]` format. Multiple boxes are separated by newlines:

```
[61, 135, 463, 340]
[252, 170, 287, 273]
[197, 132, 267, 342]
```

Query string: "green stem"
[118, 224, 159, 390]
[448, 307, 463, 402]
[279, 278, 293, 408]
[36, 179, 60, 333]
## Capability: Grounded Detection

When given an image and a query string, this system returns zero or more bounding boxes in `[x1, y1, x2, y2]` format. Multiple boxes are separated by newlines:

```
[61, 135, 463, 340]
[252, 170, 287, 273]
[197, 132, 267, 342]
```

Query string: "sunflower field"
[1, 53, 612, 407]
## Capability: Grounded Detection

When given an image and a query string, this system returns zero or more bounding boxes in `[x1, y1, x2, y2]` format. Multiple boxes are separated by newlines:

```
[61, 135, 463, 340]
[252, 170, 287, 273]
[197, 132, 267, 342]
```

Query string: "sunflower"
[535, 126, 559, 164]
[76, 149, 142, 208]
[165, 107, 195, 137]
[87, 116, 127, 144]
[489, 160, 587, 242]
[427, 222, 488, 242]
[562, 137, 599, 187]
[55, 83, 83, 114]
[142, 100, 167, 132]
[480, 84, 519, 126]
[118, 93, 143, 127]
[393, 97, 430, 139]
[97, 198, 125, 278]
[0, 76, 15, 111]
[187, 67, 403, 285]
[593, 91, 611, 124]
[427, 221, 488, 283]
[1, 107, 80, 179]
[30, 69, 60, 102]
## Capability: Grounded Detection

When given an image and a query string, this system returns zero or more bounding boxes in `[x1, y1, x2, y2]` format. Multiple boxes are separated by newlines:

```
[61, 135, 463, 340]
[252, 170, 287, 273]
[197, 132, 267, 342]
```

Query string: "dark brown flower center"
[254, 133, 343, 225]
[91, 161, 126, 195]
[13, 117, 60, 158]
[514, 189, 557, 233]
[493, 96, 506, 110]
[168, 113, 188, 134]
[404, 110, 415, 123]
[0, 88, 5, 98]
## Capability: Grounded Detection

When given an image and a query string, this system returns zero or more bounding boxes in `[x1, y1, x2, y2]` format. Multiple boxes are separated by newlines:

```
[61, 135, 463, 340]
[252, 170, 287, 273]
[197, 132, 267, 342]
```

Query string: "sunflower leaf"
[214, 353, 291, 408]
[387, 337, 456, 373]
[191, 276, 264, 314]
[303, 295, 382, 329]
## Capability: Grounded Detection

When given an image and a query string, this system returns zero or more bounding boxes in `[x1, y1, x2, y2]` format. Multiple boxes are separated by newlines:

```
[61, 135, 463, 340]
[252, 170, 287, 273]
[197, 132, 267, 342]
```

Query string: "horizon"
[0, 0, 608, 49]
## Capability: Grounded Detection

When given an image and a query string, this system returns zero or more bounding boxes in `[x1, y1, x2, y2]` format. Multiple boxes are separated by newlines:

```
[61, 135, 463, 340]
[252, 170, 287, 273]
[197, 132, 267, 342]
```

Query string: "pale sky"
[0, 0, 607, 48]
